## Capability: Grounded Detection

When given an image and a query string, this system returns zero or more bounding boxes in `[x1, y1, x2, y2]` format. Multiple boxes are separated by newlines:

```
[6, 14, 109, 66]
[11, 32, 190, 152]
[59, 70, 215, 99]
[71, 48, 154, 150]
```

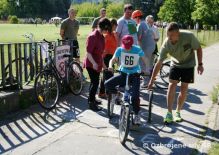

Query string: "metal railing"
[0, 42, 44, 90]
[0, 39, 77, 90]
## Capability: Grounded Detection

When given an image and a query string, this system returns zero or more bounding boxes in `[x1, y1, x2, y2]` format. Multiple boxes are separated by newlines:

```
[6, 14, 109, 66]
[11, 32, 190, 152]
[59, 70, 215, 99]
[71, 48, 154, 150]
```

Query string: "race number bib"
[120, 52, 139, 68]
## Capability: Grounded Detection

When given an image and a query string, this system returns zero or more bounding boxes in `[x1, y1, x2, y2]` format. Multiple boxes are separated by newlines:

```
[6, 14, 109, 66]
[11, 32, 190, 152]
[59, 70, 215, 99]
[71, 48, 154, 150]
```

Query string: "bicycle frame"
[44, 49, 70, 87]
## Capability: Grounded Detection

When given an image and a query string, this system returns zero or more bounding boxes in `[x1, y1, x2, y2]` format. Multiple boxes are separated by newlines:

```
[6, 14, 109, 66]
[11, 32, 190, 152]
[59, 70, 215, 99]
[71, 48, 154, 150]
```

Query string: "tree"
[123, 0, 163, 20]
[192, 0, 219, 25]
[0, 0, 10, 19]
[0, 0, 71, 19]
[106, 3, 123, 19]
[158, 0, 195, 26]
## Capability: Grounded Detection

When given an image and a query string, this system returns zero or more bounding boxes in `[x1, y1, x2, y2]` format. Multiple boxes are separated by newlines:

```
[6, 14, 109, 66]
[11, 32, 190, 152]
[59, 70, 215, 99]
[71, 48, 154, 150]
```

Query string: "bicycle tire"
[34, 70, 59, 110]
[68, 61, 83, 95]
[160, 62, 170, 85]
[107, 94, 115, 119]
[153, 63, 169, 89]
[119, 103, 130, 145]
[147, 89, 154, 123]
[5, 57, 35, 85]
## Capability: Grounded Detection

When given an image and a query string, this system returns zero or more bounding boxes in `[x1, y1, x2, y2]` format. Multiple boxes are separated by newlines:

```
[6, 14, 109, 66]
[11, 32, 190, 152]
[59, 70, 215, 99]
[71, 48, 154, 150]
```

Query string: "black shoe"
[95, 100, 102, 105]
[89, 104, 102, 112]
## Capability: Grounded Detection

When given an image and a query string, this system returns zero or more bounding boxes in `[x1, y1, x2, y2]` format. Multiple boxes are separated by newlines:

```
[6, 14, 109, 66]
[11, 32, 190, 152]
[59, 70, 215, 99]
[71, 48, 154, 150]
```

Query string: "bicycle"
[34, 39, 83, 110]
[144, 52, 170, 89]
[4, 33, 36, 86]
[119, 73, 154, 145]
[106, 71, 154, 145]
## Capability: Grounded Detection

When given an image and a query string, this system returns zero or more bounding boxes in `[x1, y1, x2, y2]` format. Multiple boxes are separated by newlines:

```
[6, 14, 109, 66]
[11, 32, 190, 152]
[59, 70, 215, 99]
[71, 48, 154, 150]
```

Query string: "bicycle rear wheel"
[119, 103, 130, 145]
[107, 94, 115, 119]
[154, 63, 169, 89]
[68, 62, 83, 95]
[160, 62, 170, 85]
[34, 70, 59, 110]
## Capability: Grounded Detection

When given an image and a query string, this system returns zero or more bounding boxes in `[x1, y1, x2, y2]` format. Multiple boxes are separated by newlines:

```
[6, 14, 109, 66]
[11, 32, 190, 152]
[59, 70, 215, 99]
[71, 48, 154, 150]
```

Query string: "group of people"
[59, 3, 204, 125]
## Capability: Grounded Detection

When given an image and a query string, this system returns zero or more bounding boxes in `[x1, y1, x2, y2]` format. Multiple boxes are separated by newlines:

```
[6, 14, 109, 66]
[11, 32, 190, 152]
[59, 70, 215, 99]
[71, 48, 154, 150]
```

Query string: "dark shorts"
[63, 40, 80, 58]
[169, 67, 194, 83]
[70, 40, 80, 58]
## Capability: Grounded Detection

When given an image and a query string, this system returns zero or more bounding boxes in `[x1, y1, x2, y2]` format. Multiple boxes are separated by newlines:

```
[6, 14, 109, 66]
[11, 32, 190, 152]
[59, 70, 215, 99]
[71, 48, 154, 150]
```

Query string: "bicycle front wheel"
[147, 89, 154, 123]
[34, 70, 59, 110]
[119, 103, 130, 145]
[68, 62, 83, 95]
[107, 94, 115, 119]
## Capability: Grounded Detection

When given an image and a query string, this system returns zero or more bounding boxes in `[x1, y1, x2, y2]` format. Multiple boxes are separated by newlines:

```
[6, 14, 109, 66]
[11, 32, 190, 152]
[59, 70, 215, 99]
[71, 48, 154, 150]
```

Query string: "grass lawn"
[208, 142, 219, 155]
[0, 24, 91, 59]
[1, 23, 219, 81]
[1, 23, 219, 57]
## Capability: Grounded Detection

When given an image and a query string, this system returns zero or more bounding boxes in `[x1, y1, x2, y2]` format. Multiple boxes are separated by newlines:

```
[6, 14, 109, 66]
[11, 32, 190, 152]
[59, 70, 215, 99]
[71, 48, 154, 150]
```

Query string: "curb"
[0, 86, 35, 117]
[198, 103, 219, 154]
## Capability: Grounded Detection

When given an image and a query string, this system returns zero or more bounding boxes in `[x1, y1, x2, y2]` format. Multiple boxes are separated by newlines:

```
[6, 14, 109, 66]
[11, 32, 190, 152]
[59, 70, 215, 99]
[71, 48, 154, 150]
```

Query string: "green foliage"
[158, 0, 195, 25]
[210, 85, 219, 104]
[0, 0, 10, 19]
[106, 3, 123, 19]
[73, 2, 123, 19]
[36, 18, 43, 24]
[192, 0, 219, 25]
[73, 2, 102, 17]
[0, 0, 70, 19]
[208, 143, 219, 155]
[9, 15, 19, 24]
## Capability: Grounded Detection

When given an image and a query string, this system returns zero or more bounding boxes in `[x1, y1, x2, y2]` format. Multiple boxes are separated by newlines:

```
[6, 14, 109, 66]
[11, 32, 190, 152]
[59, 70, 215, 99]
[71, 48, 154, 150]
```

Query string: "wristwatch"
[198, 62, 203, 66]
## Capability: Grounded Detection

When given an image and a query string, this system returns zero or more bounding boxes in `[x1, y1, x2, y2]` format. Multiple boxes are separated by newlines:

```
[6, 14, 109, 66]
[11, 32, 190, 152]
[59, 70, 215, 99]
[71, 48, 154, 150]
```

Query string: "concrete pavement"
[1, 43, 219, 155]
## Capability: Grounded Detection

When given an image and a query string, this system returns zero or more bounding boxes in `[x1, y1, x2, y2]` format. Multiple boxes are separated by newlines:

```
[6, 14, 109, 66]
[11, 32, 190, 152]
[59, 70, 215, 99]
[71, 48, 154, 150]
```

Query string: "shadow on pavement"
[0, 83, 91, 154]
[0, 82, 217, 155]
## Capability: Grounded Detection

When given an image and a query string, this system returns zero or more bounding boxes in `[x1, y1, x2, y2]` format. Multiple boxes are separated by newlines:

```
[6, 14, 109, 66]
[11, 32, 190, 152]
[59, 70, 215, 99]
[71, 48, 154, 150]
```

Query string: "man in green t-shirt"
[60, 8, 80, 61]
[91, 8, 106, 31]
[148, 22, 204, 123]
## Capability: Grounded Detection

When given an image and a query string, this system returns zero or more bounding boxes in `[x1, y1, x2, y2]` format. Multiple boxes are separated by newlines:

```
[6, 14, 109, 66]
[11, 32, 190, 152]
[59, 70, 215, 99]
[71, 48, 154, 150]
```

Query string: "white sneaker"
[134, 114, 141, 125]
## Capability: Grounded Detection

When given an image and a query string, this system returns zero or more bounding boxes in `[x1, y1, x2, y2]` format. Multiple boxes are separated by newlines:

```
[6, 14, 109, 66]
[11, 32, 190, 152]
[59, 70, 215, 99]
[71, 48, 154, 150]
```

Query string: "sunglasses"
[125, 6, 133, 10]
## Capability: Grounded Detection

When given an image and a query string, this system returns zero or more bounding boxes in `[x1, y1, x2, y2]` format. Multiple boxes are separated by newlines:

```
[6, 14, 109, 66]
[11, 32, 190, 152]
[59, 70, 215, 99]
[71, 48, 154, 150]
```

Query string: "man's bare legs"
[167, 80, 178, 113]
[176, 82, 189, 112]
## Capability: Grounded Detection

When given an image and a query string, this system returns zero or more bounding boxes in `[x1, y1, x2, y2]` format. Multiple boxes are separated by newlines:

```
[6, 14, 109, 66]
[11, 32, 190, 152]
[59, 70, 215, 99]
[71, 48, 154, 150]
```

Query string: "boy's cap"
[121, 35, 134, 50]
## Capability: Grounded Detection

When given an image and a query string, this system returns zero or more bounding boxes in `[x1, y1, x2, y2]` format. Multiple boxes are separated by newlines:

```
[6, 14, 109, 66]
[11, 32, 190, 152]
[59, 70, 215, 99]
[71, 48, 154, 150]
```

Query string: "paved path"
[0, 43, 219, 155]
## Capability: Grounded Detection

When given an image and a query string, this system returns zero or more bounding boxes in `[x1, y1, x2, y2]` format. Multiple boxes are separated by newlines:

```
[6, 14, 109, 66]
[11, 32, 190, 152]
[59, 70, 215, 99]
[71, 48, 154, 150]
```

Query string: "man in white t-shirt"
[116, 4, 138, 46]
[146, 15, 160, 54]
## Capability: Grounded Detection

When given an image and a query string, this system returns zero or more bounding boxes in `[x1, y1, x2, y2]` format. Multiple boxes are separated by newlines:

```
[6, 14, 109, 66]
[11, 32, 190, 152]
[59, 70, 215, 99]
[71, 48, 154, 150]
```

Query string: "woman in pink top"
[84, 18, 111, 111]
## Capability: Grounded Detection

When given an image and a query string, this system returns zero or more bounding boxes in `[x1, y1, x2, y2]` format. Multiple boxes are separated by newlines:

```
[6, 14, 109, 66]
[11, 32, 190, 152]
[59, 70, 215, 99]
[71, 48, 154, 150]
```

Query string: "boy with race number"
[105, 35, 147, 125]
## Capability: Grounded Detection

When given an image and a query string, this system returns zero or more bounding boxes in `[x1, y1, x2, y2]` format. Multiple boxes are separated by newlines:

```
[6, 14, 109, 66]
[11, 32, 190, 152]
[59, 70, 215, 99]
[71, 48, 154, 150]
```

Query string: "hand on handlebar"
[108, 67, 114, 73]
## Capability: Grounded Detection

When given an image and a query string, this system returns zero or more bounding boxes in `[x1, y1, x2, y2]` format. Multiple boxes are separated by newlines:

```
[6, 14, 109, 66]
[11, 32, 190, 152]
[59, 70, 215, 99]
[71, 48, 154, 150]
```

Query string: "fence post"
[0, 45, 6, 89]
[18, 43, 23, 89]
[35, 42, 39, 75]
[23, 43, 28, 82]
[29, 43, 34, 81]
[15, 44, 19, 85]
[8, 44, 13, 85]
